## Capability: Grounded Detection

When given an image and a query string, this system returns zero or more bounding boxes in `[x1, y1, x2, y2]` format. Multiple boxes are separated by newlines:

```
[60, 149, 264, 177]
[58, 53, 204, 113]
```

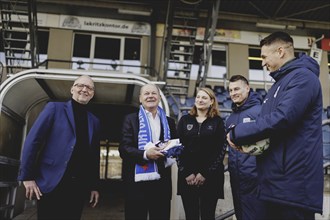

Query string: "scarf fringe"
[134, 172, 161, 182]
[135, 105, 170, 182]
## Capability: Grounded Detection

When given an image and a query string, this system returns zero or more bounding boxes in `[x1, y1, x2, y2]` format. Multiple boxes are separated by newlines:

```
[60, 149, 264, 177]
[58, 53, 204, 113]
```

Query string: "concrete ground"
[13, 173, 330, 220]
[13, 180, 125, 220]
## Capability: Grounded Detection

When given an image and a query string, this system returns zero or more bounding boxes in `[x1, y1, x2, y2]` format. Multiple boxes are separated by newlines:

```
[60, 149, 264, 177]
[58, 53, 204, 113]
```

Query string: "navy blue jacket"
[229, 53, 323, 213]
[226, 91, 262, 194]
[18, 100, 101, 193]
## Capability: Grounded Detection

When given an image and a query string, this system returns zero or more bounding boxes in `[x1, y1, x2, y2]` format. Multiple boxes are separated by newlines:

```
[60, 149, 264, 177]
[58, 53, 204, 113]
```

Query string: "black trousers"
[37, 177, 89, 220]
[230, 182, 266, 220]
[124, 196, 170, 220]
[181, 192, 218, 220]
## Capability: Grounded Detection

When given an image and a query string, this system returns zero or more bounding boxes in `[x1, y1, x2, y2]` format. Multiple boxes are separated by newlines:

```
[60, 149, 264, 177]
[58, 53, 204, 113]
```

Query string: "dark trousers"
[181, 192, 218, 220]
[263, 201, 315, 220]
[125, 197, 170, 220]
[37, 177, 88, 220]
[231, 183, 266, 220]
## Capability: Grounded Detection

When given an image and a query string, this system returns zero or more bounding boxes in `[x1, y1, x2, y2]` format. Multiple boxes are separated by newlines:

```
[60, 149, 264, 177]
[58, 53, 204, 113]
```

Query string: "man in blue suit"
[18, 75, 101, 220]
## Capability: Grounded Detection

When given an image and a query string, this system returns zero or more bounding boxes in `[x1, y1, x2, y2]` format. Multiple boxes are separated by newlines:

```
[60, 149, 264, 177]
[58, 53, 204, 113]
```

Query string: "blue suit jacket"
[18, 100, 101, 193]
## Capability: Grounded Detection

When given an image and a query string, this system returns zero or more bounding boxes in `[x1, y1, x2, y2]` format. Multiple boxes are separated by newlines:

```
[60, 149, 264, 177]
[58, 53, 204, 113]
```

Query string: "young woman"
[177, 87, 226, 220]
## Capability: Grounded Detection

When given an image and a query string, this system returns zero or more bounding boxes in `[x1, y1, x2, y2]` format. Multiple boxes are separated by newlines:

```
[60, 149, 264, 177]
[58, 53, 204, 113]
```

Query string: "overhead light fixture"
[118, 8, 152, 16]
[256, 22, 286, 29]
[256, 22, 296, 30]
[286, 25, 296, 30]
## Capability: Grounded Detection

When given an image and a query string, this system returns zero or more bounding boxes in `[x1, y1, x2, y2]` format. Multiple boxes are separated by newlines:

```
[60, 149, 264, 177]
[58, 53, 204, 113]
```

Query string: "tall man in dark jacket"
[18, 75, 101, 219]
[119, 84, 177, 220]
[227, 31, 324, 219]
[226, 75, 265, 220]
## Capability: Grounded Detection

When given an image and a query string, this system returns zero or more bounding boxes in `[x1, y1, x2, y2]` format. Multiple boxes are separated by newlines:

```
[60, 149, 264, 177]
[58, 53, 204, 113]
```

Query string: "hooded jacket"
[229, 53, 324, 213]
[226, 91, 262, 194]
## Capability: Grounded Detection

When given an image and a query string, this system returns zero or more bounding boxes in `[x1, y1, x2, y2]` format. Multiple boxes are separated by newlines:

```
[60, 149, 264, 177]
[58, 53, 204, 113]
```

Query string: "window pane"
[37, 30, 49, 64]
[249, 48, 260, 57]
[95, 37, 120, 60]
[249, 48, 262, 70]
[209, 50, 227, 78]
[123, 38, 141, 74]
[191, 45, 227, 79]
[212, 50, 226, 66]
[72, 34, 91, 70]
[248, 47, 271, 81]
[249, 68, 272, 81]
[38, 30, 49, 55]
[249, 60, 262, 70]
[124, 38, 140, 60]
[73, 34, 91, 58]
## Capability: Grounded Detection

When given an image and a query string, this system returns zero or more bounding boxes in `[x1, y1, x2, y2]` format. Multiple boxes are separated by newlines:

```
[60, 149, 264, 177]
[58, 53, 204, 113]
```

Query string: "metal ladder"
[0, 155, 20, 219]
[163, 0, 220, 118]
[163, 0, 201, 96]
[0, 0, 39, 76]
[196, 0, 220, 89]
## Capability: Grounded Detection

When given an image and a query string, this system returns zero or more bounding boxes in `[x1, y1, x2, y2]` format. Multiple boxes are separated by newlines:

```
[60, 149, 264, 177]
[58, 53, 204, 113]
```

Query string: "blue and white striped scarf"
[135, 105, 170, 182]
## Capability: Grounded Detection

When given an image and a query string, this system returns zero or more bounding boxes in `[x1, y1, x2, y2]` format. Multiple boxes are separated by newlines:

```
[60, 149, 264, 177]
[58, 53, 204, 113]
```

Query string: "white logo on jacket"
[243, 118, 255, 123]
[243, 118, 251, 123]
[187, 124, 193, 130]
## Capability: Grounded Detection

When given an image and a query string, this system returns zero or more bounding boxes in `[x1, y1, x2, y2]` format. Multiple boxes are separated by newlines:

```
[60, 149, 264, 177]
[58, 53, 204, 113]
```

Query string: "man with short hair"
[226, 75, 265, 220]
[18, 75, 101, 220]
[119, 84, 177, 220]
[227, 31, 323, 219]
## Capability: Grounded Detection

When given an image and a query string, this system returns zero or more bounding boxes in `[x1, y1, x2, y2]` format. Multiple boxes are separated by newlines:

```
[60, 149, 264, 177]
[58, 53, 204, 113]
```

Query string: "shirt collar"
[145, 109, 159, 118]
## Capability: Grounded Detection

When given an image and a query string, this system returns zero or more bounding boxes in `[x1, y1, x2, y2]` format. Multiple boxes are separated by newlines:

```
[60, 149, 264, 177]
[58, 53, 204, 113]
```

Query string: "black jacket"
[119, 112, 177, 200]
[177, 114, 225, 198]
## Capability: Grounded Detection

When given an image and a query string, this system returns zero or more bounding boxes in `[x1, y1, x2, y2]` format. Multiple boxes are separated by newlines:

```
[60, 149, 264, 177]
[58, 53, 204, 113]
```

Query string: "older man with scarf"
[119, 84, 177, 220]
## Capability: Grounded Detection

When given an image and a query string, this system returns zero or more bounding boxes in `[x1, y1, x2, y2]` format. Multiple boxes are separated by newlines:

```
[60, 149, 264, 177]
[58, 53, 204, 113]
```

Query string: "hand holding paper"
[156, 139, 184, 158]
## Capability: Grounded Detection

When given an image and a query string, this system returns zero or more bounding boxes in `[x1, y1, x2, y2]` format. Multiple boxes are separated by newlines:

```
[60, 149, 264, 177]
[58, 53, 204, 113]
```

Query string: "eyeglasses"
[74, 83, 94, 91]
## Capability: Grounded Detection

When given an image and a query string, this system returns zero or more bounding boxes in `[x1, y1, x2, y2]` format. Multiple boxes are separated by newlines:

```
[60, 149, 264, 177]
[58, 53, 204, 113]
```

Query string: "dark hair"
[190, 87, 220, 118]
[260, 31, 293, 47]
[229, 75, 249, 85]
